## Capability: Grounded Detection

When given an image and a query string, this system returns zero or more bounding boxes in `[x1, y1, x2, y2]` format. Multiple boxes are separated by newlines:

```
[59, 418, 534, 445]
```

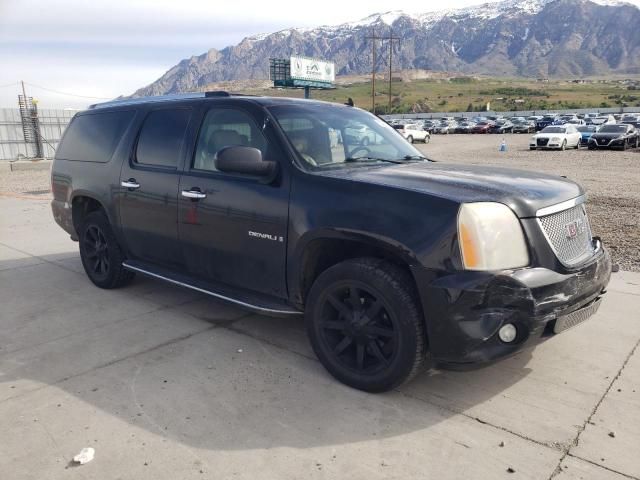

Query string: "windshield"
[599, 125, 627, 133]
[577, 126, 596, 132]
[268, 104, 426, 169]
[541, 126, 566, 133]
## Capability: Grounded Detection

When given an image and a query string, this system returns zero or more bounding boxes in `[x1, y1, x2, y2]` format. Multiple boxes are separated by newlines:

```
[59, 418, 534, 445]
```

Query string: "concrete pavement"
[1, 195, 639, 480]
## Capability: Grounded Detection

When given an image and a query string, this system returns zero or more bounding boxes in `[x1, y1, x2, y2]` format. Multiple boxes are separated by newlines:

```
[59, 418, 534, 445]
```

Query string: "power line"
[23, 82, 112, 100]
[0, 82, 18, 89]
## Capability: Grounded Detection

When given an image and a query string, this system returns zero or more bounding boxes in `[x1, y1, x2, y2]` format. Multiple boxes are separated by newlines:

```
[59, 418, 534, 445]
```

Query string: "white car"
[591, 114, 616, 125]
[393, 123, 430, 143]
[530, 124, 581, 150]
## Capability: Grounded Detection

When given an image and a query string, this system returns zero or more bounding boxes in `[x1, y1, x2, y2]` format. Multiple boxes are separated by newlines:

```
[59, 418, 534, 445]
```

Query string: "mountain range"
[132, 0, 640, 97]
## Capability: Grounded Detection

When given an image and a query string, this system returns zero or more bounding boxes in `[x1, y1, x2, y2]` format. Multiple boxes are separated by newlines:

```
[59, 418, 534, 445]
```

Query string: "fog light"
[498, 324, 517, 343]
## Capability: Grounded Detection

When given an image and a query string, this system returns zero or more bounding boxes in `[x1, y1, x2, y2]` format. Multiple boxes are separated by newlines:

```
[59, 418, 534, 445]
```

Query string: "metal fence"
[0, 108, 79, 161]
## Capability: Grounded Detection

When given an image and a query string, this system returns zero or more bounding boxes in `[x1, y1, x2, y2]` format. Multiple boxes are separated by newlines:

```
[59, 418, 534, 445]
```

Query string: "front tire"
[305, 258, 428, 393]
[424, 135, 430, 144]
[407, 135, 414, 144]
[560, 140, 567, 151]
[79, 211, 135, 289]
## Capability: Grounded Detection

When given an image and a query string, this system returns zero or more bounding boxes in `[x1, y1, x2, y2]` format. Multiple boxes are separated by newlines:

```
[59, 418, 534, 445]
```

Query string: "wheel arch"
[290, 229, 420, 308]
[70, 192, 110, 236]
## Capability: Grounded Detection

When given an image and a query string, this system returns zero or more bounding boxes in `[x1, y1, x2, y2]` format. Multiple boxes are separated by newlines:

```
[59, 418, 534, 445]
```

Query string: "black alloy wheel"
[306, 258, 427, 392]
[83, 224, 110, 281]
[317, 282, 398, 375]
[79, 211, 135, 289]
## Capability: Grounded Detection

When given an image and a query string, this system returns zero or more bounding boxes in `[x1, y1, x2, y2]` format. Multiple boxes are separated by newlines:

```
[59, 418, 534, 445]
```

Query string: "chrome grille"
[538, 203, 594, 267]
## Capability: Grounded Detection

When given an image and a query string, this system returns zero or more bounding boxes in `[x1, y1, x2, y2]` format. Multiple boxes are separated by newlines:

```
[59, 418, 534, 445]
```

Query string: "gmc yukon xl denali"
[51, 92, 611, 392]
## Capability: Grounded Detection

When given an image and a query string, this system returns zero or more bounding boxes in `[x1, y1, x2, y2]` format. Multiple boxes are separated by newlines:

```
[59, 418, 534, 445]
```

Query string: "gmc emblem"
[565, 219, 584, 239]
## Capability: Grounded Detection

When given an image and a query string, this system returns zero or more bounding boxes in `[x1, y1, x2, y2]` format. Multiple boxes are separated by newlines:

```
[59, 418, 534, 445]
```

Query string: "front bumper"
[411, 247, 611, 367]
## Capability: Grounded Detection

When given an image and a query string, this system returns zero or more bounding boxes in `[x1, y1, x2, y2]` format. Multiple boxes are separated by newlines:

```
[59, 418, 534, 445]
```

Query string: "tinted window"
[56, 111, 134, 162]
[192, 108, 267, 172]
[599, 125, 627, 133]
[135, 108, 191, 168]
[541, 126, 566, 133]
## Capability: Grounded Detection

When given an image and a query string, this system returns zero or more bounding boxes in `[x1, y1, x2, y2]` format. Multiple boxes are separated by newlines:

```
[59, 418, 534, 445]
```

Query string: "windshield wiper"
[401, 154, 431, 161]
[344, 156, 404, 164]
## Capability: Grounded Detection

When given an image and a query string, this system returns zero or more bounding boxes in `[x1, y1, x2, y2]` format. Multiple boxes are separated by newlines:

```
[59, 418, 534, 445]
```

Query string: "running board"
[122, 261, 302, 317]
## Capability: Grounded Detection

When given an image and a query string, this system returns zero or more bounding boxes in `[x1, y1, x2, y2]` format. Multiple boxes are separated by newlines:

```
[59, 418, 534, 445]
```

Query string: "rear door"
[118, 106, 194, 269]
[177, 104, 290, 298]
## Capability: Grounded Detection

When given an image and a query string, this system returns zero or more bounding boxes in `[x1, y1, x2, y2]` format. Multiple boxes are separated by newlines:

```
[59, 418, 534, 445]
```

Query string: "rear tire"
[424, 135, 430, 144]
[407, 135, 414, 144]
[305, 258, 428, 393]
[79, 211, 135, 289]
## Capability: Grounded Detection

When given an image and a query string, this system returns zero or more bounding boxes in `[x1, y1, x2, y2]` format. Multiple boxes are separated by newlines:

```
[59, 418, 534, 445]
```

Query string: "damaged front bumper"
[412, 247, 612, 368]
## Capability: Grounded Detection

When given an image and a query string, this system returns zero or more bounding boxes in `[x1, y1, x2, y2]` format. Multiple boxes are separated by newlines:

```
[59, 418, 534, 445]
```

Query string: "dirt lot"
[1, 134, 638, 271]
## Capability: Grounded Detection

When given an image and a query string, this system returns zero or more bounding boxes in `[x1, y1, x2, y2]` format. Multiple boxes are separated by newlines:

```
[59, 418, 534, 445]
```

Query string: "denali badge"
[248, 231, 284, 242]
[565, 219, 584, 239]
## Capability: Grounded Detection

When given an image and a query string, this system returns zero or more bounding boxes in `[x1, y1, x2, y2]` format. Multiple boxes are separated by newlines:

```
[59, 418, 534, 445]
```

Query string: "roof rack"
[88, 91, 234, 110]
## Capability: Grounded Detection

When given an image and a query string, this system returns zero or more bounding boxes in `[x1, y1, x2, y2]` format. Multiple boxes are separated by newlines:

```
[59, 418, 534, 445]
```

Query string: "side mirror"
[215, 146, 277, 179]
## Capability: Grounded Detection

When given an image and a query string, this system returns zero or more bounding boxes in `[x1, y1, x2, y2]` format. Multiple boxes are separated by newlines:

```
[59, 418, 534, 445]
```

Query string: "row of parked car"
[387, 112, 640, 150]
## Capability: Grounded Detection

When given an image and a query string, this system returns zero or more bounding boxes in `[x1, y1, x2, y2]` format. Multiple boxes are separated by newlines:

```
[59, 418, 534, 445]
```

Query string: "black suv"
[51, 92, 611, 392]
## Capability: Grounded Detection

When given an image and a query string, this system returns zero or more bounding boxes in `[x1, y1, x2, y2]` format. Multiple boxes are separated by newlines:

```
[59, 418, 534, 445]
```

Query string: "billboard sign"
[290, 56, 335, 84]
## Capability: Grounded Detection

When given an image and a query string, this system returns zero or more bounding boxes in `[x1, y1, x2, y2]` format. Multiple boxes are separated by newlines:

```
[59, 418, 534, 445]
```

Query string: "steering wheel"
[347, 146, 371, 159]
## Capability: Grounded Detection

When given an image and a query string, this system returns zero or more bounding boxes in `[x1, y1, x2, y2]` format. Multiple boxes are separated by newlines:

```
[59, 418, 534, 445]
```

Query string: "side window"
[56, 110, 135, 163]
[279, 117, 339, 165]
[135, 108, 191, 168]
[193, 108, 267, 172]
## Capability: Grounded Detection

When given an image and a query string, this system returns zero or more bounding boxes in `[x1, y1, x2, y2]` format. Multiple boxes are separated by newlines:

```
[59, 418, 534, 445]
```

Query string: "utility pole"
[366, 30, 401, 114]
[365, 30, 378, 113]
[386, 29, 401, 114]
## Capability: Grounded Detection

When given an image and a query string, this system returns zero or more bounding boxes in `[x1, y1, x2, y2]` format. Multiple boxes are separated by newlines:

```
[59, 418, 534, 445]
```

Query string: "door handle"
[181, 189, 207, 200]
[121, 179, 140, 189]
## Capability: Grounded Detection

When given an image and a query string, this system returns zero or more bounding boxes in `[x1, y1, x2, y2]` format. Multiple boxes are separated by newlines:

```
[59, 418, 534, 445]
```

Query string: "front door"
[119, 106, 193, 268]
[178, 105, 289, 298]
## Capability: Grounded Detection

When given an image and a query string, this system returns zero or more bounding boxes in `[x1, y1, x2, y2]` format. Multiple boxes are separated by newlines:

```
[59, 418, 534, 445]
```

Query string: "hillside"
[132, 0, 640, 97]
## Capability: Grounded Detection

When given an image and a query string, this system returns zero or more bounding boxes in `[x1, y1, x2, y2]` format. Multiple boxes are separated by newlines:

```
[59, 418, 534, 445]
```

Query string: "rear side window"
[135, 108, 191, 168]
[56, 111, 134, 162]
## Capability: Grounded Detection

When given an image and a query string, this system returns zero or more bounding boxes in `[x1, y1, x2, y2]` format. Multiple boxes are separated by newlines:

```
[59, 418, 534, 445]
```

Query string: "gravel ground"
[1, 135, 638, 271]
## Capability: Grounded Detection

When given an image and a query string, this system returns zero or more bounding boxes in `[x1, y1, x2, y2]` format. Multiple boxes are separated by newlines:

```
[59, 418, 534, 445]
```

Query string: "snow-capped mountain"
[133, 0, 640, 96]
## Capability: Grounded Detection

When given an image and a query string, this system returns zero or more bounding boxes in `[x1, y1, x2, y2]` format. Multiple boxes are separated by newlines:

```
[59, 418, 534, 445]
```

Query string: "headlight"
[530, 136, 536, 141]
[551, 137, 561, 142]
[457, 203, 530, 271]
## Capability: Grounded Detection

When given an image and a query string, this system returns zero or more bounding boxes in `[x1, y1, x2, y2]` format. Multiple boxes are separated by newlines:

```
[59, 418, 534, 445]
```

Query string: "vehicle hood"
[323, 162, 583, 218]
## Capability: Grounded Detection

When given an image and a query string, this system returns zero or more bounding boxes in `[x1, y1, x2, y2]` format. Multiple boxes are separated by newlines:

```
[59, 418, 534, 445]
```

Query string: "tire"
[305, 258, 428, 393]
[79, 210, 135, 289]
[424, 135, 430, 144]
[530, 147, 536, 150]
[561, 140, 566, 151]
[407, 135, 414, 144]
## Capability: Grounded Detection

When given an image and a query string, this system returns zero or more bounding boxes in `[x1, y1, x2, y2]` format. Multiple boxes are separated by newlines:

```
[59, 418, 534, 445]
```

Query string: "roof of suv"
[88, 91, 345, 110]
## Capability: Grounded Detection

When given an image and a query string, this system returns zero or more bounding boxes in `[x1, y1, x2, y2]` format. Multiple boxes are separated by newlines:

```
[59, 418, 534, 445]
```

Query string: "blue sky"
[1, 0, 638, 109]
